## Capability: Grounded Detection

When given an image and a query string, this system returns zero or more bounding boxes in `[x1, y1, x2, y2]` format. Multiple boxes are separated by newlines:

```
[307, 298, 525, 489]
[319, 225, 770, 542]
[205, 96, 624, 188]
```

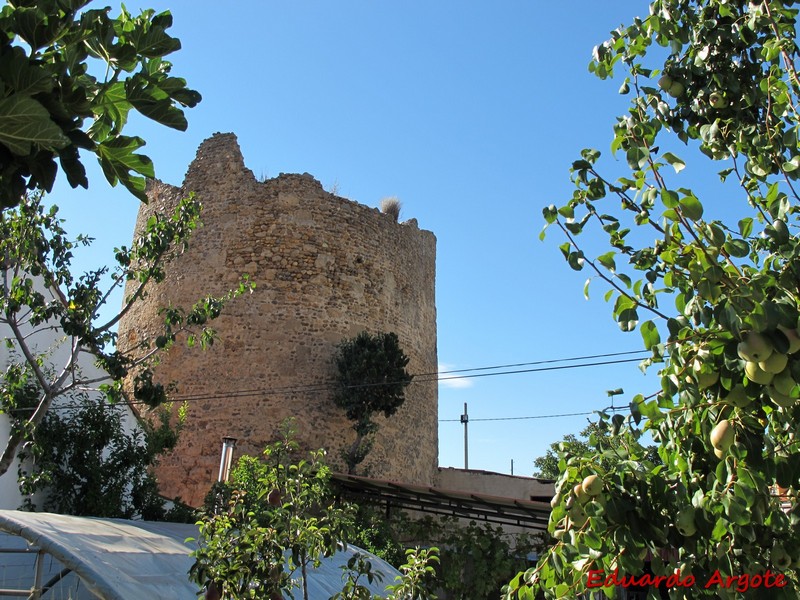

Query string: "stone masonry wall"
[117, 133, 438, 506]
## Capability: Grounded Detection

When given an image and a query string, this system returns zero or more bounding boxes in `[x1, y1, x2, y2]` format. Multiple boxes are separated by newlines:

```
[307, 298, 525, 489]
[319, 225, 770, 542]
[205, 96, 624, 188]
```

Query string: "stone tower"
[117, 133, 438, 506]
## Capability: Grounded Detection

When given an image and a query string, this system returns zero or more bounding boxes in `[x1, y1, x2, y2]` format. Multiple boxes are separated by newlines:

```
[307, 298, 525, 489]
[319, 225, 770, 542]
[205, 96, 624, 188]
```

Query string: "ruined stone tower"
[117, 133, 438, 506]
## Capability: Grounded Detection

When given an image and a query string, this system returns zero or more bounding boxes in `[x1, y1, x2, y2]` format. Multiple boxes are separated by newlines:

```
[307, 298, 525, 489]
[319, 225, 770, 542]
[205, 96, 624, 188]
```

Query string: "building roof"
[0, 510, 400, 600]
[331, 473, 552, 530]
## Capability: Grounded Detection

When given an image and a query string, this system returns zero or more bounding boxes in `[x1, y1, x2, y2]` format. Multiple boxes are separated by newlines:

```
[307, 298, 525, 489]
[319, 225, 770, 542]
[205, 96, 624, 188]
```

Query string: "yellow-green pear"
[759, 351, 788, 374]
[745, 361, 774, 385]
[772, 369, 797, 396]
[581, 474, 603, 497]
[772, 543, 792, 570]
[676, 507, 697, 536]
[692, 358, 719, 388]
[714, 447, 725, 460]
[668, 81, 685, 98]
[573, 483, 589, 504]
[710, 420, 735, 451]
[778, 325, 800, 354]
[568, 504, 588, 527]
[768, 386, 796, 408]
[738, 332, 774, 362]
[550, 492, 562, 509]
[722, 385, 751, 408]
[709, 92, 727, 109]
[697, 371, 719, 389]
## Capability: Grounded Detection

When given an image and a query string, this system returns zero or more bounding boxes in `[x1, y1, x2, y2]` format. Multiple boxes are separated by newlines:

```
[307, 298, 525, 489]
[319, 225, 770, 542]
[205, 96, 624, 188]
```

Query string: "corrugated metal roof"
[331, 473, 552, 530]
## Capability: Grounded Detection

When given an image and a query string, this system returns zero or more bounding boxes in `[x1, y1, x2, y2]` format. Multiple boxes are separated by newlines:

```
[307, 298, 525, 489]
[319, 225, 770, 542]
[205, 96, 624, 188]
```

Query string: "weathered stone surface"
[118, 133, 438, 506]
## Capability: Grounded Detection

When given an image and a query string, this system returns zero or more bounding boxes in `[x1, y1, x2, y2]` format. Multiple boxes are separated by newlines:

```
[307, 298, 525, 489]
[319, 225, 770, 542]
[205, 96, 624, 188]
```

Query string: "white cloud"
[438, 363, 474, 389]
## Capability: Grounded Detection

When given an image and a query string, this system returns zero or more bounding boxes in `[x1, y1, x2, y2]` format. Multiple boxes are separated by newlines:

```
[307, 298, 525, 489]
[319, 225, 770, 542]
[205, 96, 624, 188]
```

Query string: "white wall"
[0, 273, 133, 509]
[436, 466, 554, 502]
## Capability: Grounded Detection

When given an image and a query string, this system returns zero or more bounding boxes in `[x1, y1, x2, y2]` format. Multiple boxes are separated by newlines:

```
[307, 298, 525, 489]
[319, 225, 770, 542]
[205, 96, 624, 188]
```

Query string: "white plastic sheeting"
[0, 510, 400, 599]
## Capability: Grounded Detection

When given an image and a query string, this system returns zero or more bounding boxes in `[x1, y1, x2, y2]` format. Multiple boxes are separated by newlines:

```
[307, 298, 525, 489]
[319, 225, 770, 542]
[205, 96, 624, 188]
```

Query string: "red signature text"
[586, 569, 786, 593]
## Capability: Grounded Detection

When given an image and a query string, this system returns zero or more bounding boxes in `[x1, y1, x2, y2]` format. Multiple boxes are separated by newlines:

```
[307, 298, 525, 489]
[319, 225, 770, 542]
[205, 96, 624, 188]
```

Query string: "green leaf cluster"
[525, 0, 800, 597]
[16, 393, 187, 520]
[413, 517, 538, 600]
[191, 422, 387, 600]
[332, 331, 413, 474]
[533, 423, 661, 480]
[0, 0, 201, 207]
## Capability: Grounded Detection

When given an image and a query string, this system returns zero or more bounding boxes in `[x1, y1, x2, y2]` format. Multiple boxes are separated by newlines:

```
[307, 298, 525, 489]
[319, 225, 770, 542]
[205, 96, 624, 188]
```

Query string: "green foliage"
[348, 503, 408, 567]
[191, 425, 356, 600]
[0, 0, 201, 208]
[16, 394, 184, 520]
[333, 331, 413, 428]
[332, 547, 439, 600]
[340, 504, 539, 600]
[383, 547, 439, 600]
[517, 1, 800, 598]
[0, 191, 253, 480]
[333, 331, 413, 474]
[533, 423, 660, 480]
[405, 517, 537, 600]
[333, 552, 389, 600]
[193, 424, 443, 600]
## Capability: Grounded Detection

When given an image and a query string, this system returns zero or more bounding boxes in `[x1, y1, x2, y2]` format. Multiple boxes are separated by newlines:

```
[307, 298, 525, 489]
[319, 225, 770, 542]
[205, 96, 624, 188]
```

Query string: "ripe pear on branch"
[710, 420, 735, 456]
[572, 483, 590, 505]
[708, 91, 727, 109]
[676, 507, 697, 537]
[759, 351, 788, 374]
[721, 385, 752, 408]
[777, 325, 800, 354]
[772, 369, 798, 397]
[737, 332, 774, 363]
[745, 360, 774, 385]
[687, 356, 718, 389]
[581, 474, 603, 497]
[768, 385, 797, 408]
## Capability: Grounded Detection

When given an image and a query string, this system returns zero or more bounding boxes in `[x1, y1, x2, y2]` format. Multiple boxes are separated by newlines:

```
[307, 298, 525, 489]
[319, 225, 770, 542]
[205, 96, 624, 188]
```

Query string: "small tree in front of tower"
[332, 331, 413, 474]
[192, 425, 354, 600]
[192, 424, 440, 600]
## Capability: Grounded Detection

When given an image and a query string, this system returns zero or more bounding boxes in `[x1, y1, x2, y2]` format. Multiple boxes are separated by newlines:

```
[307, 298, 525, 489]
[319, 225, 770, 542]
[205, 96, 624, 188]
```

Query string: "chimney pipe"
[218, 437, 237, 482]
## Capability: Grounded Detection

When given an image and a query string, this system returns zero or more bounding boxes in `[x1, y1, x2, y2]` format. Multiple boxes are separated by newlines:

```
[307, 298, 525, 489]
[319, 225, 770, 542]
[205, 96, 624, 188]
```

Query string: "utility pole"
[461, 402, 469, 469]
[607, 388, 624, 412]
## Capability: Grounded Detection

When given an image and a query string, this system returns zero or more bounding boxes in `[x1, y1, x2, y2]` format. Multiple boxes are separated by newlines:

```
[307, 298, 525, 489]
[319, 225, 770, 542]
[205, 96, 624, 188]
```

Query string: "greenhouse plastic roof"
[0, 510, 400, 600]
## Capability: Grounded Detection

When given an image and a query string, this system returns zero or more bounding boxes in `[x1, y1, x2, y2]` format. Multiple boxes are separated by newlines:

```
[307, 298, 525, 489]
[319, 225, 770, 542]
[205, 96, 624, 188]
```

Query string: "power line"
[158, 349, 651, 402]
[141, 355, 645, 406]
[440, 411, 595, 423]
[435, 350, 648, 375]
[431, 357, 644, 384]
[11, 349, 651, 412]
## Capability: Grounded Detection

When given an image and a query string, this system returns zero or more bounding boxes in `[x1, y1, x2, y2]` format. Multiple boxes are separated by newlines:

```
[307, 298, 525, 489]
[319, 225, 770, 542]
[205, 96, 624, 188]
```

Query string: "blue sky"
[52, 1, 684, 476]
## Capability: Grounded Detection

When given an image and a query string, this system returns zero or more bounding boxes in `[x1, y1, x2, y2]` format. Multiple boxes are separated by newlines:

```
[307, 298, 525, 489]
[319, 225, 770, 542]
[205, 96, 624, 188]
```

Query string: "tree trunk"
[301, 559, 309, 600]
[345, 432, 365, 474]
[0, 429, 23, 478]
